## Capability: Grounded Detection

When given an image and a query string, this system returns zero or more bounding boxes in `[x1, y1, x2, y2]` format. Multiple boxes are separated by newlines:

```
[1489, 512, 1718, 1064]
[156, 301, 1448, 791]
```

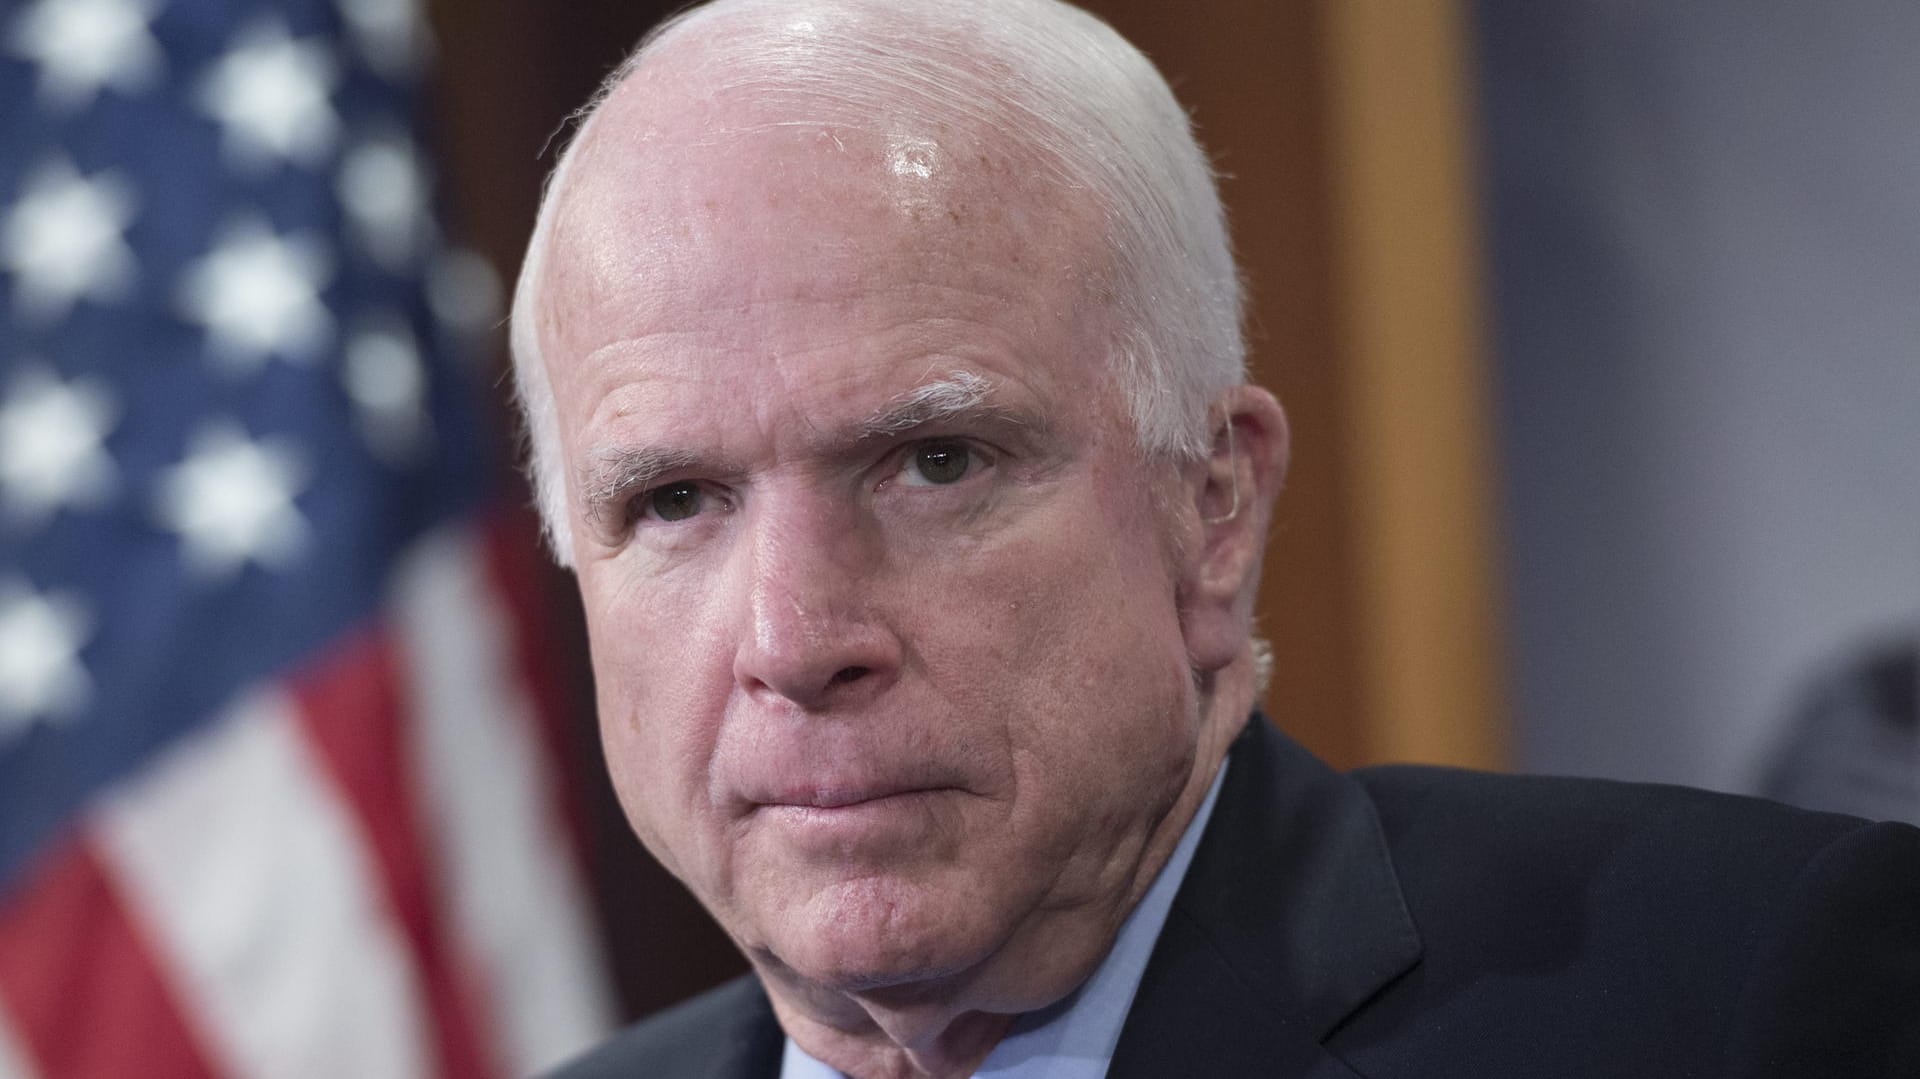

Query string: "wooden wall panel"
[1317, 0, 1506, 769]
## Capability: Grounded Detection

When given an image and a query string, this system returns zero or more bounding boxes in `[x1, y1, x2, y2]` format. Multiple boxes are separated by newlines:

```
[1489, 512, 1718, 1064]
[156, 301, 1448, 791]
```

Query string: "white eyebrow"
[853, 372, 1010, 440]
[578, 446, 703, 524]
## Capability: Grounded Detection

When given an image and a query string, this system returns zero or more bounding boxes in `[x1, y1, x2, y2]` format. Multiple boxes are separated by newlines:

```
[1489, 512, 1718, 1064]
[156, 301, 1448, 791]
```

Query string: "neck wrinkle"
[770, 994, 1012, 1079]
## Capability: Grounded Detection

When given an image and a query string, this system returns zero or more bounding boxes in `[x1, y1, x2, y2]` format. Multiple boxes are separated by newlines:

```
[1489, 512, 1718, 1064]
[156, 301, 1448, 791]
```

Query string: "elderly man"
[512, 1, 1920, 1076]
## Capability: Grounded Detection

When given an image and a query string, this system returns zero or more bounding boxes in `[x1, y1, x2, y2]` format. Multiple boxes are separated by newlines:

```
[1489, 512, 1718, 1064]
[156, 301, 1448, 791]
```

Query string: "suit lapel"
[699, 977, 786, 1079]
[1109, 716, 1422, 1078]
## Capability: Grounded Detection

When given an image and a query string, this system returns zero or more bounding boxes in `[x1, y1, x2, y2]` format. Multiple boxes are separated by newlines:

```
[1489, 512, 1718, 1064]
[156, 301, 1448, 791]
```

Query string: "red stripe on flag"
[0, 838, 219, 1079]
[289, 631, 499, 1079]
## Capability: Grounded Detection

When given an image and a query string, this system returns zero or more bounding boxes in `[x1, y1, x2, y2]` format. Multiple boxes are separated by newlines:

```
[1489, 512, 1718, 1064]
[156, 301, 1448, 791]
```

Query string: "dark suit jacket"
[554, 717, 1920, 1077]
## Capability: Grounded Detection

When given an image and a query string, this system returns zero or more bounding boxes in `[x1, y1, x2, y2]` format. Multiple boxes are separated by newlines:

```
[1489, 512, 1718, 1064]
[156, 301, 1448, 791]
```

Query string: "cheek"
[580, 563, 736, 865]
[1025, 490, 1197, 769]
[583, 554, 737, 709]
[916, 495, 1195, 765]
[924, 541, 1195, 911]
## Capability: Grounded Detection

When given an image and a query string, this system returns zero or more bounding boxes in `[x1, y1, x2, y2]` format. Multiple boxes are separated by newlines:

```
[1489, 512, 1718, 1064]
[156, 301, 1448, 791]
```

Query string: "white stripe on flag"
[0, 1000, 39, 1079]
[92, 691, 433, 1079]
[392, 531, 614, 1075]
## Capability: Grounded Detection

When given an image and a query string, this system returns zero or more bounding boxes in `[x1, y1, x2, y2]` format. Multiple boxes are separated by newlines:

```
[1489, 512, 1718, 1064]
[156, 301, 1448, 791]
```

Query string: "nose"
[730, 495, 900, 711]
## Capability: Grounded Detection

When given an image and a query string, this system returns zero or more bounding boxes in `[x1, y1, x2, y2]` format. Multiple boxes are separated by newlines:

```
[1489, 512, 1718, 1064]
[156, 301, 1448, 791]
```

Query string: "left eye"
[900, 441, 973, 486]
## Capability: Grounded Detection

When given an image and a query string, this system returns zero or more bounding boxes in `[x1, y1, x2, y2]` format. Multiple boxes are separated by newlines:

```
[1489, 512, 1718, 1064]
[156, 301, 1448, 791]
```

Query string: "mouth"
[756, 785, 948, 812]
[745, 786, 960, 851]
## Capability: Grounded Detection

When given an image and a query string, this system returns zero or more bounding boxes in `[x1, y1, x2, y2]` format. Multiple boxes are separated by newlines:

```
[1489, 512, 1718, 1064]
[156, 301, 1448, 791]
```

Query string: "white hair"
[510, 0, 1245, 565]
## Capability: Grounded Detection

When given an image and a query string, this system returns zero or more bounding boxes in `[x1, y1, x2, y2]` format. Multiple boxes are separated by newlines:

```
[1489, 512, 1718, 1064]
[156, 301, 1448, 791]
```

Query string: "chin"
[766, 874, 1001, 995]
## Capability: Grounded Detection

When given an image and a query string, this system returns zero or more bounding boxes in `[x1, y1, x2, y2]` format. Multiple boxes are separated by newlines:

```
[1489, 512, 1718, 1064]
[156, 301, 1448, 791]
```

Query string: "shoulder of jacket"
[546, 974, 777, 1079]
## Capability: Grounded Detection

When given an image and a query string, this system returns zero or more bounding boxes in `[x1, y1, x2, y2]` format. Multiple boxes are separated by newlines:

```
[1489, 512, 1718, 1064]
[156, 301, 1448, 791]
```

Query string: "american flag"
[0, 0, 615, 1075]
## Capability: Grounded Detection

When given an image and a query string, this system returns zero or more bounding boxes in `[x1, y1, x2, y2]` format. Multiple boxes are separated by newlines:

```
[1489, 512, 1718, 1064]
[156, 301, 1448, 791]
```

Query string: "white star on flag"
[177, 217, 334, 368]
[344, 316, 432, 462]
[154, 421, 310, 577]
[426, 246, 502, 343]
[0, 364, 118, 525]
[196, 20, 340, 170]
[336, 0, 429, 80]
[0, 579, 92, 739]
[338, 131, 432, 270]
[6, 0, 164, 110]
[1, 156, 138, 321]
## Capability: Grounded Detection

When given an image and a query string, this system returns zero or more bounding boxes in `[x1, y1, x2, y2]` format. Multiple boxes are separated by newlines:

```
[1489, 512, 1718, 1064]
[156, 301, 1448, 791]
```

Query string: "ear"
[1176, 385, 1290, 674]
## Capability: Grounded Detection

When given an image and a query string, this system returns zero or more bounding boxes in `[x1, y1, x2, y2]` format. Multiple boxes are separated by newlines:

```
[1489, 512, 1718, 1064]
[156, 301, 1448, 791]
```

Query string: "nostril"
[830, 666, 869, 685]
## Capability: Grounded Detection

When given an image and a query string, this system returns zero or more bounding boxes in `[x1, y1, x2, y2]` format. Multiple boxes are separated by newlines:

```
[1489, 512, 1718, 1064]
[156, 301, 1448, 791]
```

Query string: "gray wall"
[1476, 3, 1920, 791]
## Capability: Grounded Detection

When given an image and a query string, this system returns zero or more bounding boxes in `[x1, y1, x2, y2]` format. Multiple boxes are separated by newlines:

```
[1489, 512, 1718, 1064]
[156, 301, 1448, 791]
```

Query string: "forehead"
[535, 73, 1116, 403]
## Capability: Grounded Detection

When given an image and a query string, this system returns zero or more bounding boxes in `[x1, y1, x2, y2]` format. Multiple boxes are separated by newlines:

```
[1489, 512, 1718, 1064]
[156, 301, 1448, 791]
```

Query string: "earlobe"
[1179, 387, 1289, 673]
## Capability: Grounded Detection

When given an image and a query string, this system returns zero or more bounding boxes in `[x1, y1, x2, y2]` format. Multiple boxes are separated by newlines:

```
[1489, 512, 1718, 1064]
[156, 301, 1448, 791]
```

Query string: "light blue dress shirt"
[780, 763, 1228, 1079]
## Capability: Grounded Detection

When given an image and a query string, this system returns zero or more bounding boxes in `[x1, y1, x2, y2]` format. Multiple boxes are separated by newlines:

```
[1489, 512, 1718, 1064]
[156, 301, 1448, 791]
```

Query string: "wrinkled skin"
[534, 71, 1286, 1079]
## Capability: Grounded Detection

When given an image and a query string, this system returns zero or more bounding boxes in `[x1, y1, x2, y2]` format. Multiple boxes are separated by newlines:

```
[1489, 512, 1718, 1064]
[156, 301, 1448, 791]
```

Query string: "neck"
[764, 658, 1257, 1079]
[769, 999, 1011, 1079]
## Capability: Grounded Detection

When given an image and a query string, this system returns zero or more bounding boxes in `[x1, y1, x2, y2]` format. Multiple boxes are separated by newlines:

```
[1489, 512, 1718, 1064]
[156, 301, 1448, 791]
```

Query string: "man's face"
[540, 108, 1213, 1000]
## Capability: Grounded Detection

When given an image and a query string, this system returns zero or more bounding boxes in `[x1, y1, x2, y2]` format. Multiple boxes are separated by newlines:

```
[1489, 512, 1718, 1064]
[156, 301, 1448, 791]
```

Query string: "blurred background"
[0, 0, 1913, 1073]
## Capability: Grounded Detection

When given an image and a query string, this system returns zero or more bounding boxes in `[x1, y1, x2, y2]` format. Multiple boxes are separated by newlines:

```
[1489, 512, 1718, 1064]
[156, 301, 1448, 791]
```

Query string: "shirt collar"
[780, 761, 1229, 1079]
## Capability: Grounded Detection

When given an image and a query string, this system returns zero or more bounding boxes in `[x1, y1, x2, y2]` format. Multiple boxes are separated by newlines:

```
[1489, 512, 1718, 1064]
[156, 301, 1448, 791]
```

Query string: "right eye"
[643, 481, 705, 522]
